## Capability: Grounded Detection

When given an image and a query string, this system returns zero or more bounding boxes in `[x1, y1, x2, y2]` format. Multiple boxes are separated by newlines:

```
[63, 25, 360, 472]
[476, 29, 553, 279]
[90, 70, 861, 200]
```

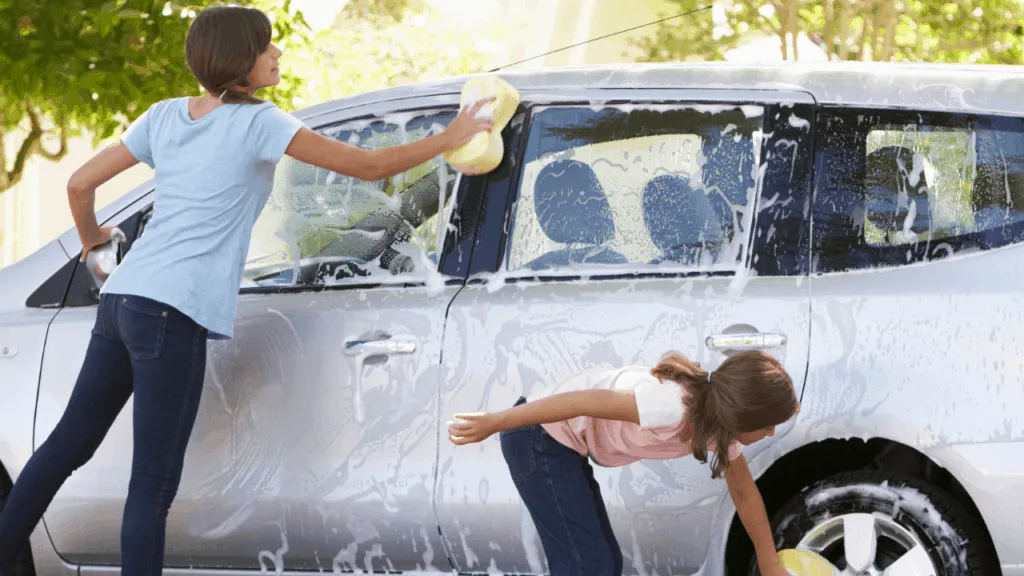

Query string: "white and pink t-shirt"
[530, 366, 743, 467]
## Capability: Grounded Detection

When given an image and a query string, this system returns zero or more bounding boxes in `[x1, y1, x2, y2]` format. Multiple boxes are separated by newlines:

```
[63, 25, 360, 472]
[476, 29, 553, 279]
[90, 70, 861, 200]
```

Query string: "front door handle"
[344, 334, 417, 357]
[705, 332, 786, 351]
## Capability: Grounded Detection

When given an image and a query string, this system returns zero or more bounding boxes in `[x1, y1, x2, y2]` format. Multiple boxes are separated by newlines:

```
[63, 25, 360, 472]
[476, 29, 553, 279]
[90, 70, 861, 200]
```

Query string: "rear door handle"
[344, 334, 417, 356]
[705, 333, 786, 351]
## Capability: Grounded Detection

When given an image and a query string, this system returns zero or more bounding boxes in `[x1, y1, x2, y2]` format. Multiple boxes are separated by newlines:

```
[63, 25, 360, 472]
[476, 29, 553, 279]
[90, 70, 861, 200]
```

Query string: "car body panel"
[2, 62, 1023, 574]
[801, 244, 1024, 571]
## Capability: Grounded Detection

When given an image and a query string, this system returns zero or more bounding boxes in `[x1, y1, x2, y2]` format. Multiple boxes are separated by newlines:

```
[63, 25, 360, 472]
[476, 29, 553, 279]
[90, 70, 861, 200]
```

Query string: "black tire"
[0, 481, 35, 576]
[746, 471, 996, 575]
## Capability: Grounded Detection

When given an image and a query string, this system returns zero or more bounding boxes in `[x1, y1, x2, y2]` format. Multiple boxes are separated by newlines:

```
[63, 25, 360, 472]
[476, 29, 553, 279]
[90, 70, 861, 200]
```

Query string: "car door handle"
[705, 332, 787, 350]
[343, 335, 417, 356]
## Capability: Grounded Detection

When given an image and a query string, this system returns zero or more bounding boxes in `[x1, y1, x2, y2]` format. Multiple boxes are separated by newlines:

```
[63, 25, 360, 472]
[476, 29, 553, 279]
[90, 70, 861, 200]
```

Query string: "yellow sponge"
[778, 549, 840, 576]
[444, 75, 520, 175]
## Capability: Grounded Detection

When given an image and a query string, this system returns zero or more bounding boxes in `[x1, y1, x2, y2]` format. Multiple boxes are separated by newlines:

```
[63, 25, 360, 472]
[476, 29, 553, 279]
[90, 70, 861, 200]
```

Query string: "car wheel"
[748, 470, 996, 576]
[0, 481, 35, 576]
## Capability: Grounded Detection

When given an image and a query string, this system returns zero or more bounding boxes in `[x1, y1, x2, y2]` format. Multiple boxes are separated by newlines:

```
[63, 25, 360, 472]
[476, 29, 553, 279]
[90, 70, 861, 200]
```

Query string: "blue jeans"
[500, 398, 624, 576]
[0, 294, 207, 575]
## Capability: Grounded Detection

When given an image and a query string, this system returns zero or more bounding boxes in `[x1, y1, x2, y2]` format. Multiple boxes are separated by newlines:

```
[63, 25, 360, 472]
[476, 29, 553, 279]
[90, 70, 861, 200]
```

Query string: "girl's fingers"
[468, 97, 496, 116]
[453, 412, 483, 421]
[449, 433, 478, 446]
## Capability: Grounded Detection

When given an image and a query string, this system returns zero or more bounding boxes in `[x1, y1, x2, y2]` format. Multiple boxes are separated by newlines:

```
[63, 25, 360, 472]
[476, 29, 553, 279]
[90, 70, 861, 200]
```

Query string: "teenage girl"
[0, 5, 492, 574]
[449, 350, 799, 576]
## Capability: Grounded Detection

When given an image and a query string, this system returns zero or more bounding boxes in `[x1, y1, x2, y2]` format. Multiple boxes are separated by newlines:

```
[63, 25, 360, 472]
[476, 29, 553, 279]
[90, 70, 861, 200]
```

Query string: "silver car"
[1, 62, 1022, 576]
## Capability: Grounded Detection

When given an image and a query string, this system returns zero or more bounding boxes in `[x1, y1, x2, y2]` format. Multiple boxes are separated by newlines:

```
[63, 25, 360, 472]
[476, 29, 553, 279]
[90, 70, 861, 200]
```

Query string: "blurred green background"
[1, 0, 1022, 266]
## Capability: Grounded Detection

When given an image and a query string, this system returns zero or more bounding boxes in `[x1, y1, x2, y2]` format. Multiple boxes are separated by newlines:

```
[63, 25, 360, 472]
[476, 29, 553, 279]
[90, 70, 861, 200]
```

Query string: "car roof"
[296, 61, 1024, 122]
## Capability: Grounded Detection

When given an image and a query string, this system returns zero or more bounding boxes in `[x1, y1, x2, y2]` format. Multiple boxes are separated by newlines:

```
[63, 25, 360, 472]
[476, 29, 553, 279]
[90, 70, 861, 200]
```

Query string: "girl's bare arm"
[285, 98, 493, 181]
[447, 389, 640, 445]
[725, 454, 788, 576]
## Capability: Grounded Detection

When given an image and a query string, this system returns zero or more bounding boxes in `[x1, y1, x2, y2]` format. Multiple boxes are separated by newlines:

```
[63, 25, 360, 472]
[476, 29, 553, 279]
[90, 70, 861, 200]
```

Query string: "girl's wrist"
[79, 229, 105, 250]
[494, 410, 513, 433]
[436, 128, 457, 151]
[757, 553, 782, 572]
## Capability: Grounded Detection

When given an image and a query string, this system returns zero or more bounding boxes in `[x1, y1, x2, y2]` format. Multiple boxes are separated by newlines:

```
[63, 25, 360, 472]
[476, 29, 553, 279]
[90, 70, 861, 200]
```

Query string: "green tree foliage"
[0, 0, 491, 196]
[0, 0, 307, 194]
[632, 0, 1024, 64]
[284, 1, 492, 110]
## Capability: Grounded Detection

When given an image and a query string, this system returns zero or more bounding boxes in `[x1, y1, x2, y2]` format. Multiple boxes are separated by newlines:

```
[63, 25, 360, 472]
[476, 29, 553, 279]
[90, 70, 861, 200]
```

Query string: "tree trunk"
[785, 0, 799, 61]
[877, 3, 897, 61]
[837, 2, 850, 60]
[860, 5, 874, 61]
[823, 0, 836, 59]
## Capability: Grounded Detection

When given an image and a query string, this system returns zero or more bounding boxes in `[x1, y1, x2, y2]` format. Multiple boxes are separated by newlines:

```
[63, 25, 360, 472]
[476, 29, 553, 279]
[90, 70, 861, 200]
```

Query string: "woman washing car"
[0, 6, 492, 574]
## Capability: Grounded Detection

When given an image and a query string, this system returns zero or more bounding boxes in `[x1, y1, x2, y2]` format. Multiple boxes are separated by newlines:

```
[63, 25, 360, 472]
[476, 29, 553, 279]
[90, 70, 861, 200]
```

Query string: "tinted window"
[243, 109, 459, 289]
[814, 108, 1024, 273]
[506, 105, 764, 273]
[42, 204, 151, 308]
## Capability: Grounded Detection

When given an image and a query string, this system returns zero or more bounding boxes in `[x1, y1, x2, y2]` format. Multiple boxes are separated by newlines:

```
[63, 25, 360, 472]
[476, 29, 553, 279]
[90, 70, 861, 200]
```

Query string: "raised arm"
[285, 98, 494, 182]
[725, 454, 788, 576]
[448, 389, 640, 445]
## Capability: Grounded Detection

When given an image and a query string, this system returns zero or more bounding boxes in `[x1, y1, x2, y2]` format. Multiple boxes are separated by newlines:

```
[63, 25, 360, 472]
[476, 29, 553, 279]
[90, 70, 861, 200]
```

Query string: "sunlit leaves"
[0, 0, 489, 195]
[632, 0, 1024, 64]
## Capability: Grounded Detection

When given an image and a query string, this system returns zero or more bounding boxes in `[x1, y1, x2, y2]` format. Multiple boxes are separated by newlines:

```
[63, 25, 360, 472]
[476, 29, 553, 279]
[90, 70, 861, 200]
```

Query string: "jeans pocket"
[118, 296, 169, 360]
[500, 426, 538, 484]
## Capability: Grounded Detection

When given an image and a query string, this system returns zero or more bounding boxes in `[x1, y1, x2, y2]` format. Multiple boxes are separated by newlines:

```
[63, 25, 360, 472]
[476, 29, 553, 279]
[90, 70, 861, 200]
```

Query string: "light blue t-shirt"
[102, 97, 305, 339]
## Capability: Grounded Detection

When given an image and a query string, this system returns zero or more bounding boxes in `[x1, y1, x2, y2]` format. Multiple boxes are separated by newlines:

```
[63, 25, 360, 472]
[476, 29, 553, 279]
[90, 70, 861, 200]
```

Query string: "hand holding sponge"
[778, 549, 840, 576]
[444, 75, 520, 175]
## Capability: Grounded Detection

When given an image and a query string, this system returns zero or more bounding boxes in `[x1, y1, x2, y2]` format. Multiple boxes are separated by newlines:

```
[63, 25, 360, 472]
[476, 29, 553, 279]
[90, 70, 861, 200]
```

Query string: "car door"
[34, 95, 475, 572]
[434, 89, 816, 575]
[807, 105, 1024, 572]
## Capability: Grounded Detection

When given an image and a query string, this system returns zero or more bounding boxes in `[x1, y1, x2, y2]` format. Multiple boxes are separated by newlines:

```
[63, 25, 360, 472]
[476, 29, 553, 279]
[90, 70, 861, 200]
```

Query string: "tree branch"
[36, 111, 69, 161]
[739, 0, 779, 33]
[939, 38, 1000, 52]
[823, 0, 835, 59]
[1, 109, 44, 193]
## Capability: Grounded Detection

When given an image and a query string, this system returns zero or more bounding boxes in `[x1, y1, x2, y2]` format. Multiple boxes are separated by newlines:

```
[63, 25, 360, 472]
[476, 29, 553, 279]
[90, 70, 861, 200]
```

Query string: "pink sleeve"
[707, 440, 744, 461]
[727, 441, 743, 461]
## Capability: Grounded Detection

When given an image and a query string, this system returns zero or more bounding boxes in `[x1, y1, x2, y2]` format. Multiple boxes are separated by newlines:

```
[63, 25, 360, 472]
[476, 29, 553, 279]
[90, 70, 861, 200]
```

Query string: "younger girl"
[448, 350, 799, 576]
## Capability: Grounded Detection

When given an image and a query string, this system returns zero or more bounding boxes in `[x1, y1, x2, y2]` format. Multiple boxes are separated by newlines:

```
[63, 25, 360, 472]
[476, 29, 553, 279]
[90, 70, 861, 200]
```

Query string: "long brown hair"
[185, 6, 272, 105]
[651, 350, 797, 478]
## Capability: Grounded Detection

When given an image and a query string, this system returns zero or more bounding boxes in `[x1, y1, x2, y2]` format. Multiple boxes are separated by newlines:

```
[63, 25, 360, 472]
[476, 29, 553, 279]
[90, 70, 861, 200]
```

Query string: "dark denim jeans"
[500, 397, 624, 576]
[0, 293, 207, 576]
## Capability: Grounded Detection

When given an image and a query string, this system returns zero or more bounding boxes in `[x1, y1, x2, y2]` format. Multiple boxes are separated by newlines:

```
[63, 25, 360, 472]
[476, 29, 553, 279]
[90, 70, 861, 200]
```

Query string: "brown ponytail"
[185, 6, 271, 106]
[651, 350, 798, 478]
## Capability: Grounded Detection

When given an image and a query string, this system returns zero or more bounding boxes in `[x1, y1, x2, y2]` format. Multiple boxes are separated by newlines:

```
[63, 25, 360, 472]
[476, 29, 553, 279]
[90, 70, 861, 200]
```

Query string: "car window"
[814, 108, 1024, 273]
[243, 109, 459, 289]
[505, 104, 764, 273]
[41, 202, 151, 309]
